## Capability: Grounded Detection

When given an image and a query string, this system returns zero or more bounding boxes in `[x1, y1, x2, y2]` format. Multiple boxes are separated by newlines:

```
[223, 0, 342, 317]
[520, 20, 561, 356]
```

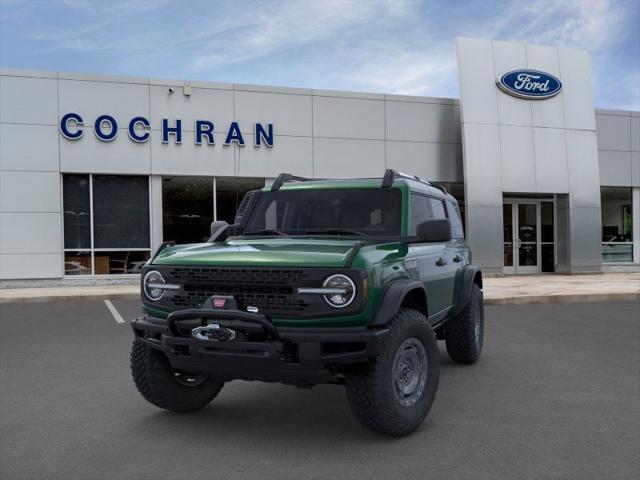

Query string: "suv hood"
[151, 237, 363, 268]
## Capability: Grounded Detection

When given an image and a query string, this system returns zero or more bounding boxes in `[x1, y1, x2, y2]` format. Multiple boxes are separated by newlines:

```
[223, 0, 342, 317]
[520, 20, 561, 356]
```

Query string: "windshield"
[243, 188, 402, 236]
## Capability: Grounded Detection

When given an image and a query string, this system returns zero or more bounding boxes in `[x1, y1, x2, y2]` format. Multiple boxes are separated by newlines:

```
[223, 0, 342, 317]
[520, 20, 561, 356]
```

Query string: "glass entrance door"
[503, 200, 555, 274]
[516, 203, 538, 273]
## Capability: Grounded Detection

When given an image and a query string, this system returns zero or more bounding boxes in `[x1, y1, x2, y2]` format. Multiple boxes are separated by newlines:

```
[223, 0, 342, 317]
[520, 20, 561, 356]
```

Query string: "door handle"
[453, 255, 462, 263]
[436, 257, 447, 267]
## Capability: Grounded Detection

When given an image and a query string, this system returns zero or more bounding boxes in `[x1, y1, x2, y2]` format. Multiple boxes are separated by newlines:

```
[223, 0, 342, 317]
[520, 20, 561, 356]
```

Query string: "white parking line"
[104, 300, 125, 324]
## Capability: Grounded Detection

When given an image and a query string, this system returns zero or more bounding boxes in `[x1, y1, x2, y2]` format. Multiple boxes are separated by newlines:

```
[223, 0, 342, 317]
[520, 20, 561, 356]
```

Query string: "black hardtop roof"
[271, 170, 456, 202]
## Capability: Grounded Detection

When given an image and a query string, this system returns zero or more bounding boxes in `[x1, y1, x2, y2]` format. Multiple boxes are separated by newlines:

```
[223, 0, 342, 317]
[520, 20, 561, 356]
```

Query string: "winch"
[191, 323, 236, 342]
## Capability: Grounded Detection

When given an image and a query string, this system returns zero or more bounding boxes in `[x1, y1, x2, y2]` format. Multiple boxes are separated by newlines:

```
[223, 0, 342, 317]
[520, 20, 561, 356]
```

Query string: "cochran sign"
[59, 113, 274, 147]
[496, 69, 562, 100]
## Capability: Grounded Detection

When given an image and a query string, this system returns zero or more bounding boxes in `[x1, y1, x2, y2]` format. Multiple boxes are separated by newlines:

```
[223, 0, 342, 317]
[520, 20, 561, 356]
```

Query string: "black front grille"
[145, 266, 365, 319]
[168, 267, 310, 286]
[165, 267, 314, 315]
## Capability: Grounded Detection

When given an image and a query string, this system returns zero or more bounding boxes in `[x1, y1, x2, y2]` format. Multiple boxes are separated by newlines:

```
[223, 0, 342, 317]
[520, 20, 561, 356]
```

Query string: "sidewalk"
[483, 273, 640, 305]
[0, 285, 138, 304]
[1, 273, 638, 305]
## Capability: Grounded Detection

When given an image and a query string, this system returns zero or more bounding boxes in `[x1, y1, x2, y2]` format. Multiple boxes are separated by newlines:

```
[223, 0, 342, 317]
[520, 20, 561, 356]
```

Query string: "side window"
[429, 198, 447, 220]
[409, 193, 432, 234]
[448, 200, 465, 239]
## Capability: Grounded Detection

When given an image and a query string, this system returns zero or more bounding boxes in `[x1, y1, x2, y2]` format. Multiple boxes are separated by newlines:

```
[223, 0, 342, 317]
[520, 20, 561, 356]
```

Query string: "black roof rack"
[271, 170, 449, 195]
[432, 183, 449, 194]
[382, 169, 433, 188]
[271, 173, 319, 191]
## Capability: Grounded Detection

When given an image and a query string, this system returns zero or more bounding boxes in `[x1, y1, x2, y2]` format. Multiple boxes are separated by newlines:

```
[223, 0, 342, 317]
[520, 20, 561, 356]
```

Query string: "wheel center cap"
[392, 337, 428, 407]
[401, 363, 411, 382]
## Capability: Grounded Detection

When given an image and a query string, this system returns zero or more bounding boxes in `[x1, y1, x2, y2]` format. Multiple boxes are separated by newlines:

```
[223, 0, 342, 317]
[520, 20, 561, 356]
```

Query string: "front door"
[503, 201, 547, 274]
[408, 243, 455, 323]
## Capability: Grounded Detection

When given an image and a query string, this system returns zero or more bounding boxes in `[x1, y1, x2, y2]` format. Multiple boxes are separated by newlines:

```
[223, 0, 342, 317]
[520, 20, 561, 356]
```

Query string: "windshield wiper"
[303, 228, 367, 236]
[244, 229, 288, 236]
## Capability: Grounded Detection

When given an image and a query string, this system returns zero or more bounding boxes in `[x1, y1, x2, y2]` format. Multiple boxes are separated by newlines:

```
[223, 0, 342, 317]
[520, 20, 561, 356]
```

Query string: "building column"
[556, 194, 602, 274]
[460, 121, 504, 274]
[150, 175, 163, 252]
[633, 187, 640, 264]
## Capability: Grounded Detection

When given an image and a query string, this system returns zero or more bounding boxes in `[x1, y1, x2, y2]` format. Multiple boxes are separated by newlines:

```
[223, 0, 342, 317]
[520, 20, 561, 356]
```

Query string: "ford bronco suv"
[130, 170, 484, 436]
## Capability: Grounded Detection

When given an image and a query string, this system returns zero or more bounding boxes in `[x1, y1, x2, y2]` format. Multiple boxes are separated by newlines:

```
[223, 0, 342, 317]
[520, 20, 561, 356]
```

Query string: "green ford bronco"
[130, 170, 484, 436]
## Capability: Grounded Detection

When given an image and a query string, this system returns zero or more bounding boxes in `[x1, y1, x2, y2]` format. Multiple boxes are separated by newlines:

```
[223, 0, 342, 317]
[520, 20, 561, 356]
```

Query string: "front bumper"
[131, 308, 388, 386]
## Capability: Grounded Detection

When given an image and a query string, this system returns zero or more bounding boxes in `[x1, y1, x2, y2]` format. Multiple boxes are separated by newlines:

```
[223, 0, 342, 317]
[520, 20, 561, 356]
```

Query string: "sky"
[1, 0, 638, 110]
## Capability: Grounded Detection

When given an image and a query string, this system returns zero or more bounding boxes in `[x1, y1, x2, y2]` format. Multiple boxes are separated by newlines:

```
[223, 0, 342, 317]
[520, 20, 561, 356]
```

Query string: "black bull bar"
[166, 308, 279, 339]
[131, 308, 388, 385]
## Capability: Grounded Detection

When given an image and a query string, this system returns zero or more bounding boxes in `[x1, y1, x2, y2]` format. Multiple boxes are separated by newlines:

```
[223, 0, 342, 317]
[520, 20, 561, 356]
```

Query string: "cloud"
[183, 0, 461, 98]
[336, 45, 458, 97]
[489, 0, 626, 51]
[1, 0, 637, 108]
[303, 0, 637, 101]
[187, 1, 413, 72]
[592, 64, 640, 109]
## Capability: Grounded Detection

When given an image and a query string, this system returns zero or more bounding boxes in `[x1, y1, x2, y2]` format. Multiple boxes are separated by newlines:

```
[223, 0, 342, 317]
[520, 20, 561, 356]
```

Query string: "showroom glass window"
[162, 177, 214, 244]
[601, 187, 633, 262]
[161, 176, 265, 244]
[63, 174, 150, 275]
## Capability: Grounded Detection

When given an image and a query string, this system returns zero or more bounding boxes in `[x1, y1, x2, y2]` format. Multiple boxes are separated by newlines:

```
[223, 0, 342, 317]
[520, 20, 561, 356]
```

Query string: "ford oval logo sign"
[496, 69, 562, 100]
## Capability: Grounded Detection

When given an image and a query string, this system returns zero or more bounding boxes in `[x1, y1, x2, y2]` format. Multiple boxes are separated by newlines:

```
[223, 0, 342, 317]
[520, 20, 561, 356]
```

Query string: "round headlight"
[322, 274, 356, 308]
[143, 270, 166, 301]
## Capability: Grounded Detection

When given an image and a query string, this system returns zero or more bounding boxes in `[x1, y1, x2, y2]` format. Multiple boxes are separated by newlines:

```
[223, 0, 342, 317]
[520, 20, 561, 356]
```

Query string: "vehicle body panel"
[141, 177, 475, 329]
[153, 238, 361, 268]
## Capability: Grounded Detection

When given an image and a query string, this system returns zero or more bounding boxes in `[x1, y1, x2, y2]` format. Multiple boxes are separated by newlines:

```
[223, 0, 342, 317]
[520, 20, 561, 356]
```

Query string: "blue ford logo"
[496, 69, 562, 99]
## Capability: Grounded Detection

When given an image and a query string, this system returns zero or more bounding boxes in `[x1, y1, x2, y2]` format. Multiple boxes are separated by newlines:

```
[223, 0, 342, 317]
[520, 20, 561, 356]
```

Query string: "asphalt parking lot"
[1, 300, 638, 480]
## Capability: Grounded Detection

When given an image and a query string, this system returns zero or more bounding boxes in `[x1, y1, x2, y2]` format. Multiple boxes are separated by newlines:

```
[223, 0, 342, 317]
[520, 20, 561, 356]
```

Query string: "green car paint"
[141, 177, 470, 329]
[143, 238, 411, 328]
[153, 238, 365, 268]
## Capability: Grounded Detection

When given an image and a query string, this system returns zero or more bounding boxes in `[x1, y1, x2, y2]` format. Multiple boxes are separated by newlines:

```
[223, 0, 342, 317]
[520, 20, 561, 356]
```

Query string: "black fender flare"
[369, 279, 428, 326]
[453, 266, 483, 316]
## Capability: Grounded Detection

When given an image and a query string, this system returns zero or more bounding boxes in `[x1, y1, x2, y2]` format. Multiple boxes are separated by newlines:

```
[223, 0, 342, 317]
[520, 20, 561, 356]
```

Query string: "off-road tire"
[131, 339, 224, 413]
[345, 309, 439, 437]
[445, 283, 484, 364]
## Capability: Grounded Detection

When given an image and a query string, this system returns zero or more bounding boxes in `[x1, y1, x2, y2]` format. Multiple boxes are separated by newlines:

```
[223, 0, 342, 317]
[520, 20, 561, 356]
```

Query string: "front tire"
[445, 283, 484, 364]
[131, 339, 224, 413]
[345, 309, 439, 437]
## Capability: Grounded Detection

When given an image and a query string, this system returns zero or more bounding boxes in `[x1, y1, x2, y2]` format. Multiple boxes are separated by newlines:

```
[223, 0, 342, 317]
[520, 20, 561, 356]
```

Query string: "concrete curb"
[484, 292, 640, 306]
[1, 291, 638, 305]
[0, 292, 139, 304]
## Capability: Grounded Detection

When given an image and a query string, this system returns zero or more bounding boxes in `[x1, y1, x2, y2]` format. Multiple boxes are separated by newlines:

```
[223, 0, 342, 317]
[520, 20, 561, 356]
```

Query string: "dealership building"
[0, 37, 639, 283]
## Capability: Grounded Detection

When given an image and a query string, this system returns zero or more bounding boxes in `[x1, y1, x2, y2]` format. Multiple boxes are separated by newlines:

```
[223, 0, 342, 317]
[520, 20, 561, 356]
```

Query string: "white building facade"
[0, 37, 638, 283]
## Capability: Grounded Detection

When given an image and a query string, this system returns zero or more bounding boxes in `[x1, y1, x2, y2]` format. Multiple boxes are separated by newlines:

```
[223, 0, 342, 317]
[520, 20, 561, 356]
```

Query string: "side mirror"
[416, 219, 451, 243]
[210, 220, 229, 240]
